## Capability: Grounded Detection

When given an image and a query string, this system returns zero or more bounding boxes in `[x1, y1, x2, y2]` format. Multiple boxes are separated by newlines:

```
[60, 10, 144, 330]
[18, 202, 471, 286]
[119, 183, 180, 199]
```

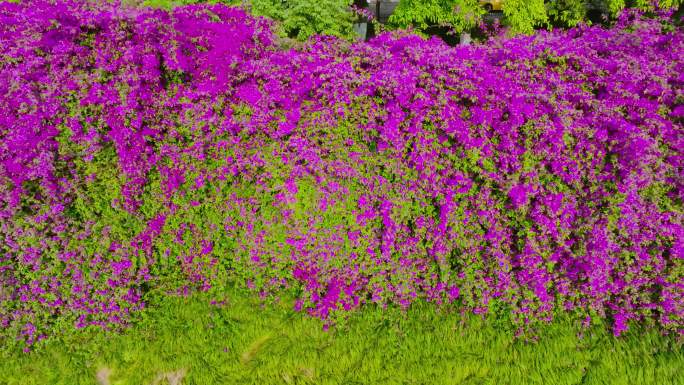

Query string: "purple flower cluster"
[1, 1, 682, 348]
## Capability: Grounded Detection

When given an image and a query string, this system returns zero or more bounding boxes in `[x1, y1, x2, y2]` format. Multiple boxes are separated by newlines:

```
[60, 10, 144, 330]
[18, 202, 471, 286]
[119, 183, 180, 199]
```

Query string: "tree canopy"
[387, 0, 484, 34]
[391, 0, 684, 35]
[137, 0, 683, 40]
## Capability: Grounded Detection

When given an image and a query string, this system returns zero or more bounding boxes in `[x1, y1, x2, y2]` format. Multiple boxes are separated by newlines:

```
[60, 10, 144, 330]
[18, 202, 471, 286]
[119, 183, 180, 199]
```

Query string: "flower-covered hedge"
[1, 0, 682, 350]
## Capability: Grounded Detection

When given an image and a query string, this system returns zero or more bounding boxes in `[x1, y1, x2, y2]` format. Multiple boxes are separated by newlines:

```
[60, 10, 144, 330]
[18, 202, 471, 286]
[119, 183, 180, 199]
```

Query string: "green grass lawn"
[2, 284, 682, 385]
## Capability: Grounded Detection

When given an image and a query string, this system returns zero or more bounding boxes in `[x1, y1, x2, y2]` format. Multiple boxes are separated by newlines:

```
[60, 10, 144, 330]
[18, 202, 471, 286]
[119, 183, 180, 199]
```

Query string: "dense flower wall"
[1, 0, 682, 349]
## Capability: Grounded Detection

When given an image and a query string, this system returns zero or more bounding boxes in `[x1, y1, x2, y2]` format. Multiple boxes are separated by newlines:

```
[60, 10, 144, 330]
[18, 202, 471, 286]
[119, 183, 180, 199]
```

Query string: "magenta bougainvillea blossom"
[1, 0, 682, 349]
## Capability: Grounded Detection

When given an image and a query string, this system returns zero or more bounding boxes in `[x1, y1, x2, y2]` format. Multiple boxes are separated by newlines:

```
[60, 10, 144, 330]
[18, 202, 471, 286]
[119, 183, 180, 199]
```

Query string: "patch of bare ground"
[151, 368, 188, 385]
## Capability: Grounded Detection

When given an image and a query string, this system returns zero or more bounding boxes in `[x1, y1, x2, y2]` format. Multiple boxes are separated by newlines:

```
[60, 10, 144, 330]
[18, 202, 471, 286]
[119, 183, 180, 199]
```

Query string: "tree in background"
[389, 0, 683, 37]
[544, 0, 587, 27]
[502, 0, 549, 33]
[544, 0, 684, 28]
[388, 0, 549, 36]
[248, 0, 356, 41]
[505, 0, 684, 31]
[135, 0, 682, 40]
[387, 0, 484, 36]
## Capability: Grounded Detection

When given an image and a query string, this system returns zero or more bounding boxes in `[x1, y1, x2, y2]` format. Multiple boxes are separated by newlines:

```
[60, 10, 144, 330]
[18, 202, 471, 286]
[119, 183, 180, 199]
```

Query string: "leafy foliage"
[391, 0, 684, 35]
[388, 0, 484, 34]
[503, 0, 549, 33]
[545, 0, 587, 27]
[249, 0, 357, 41]
[542, 0, 684, 29]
